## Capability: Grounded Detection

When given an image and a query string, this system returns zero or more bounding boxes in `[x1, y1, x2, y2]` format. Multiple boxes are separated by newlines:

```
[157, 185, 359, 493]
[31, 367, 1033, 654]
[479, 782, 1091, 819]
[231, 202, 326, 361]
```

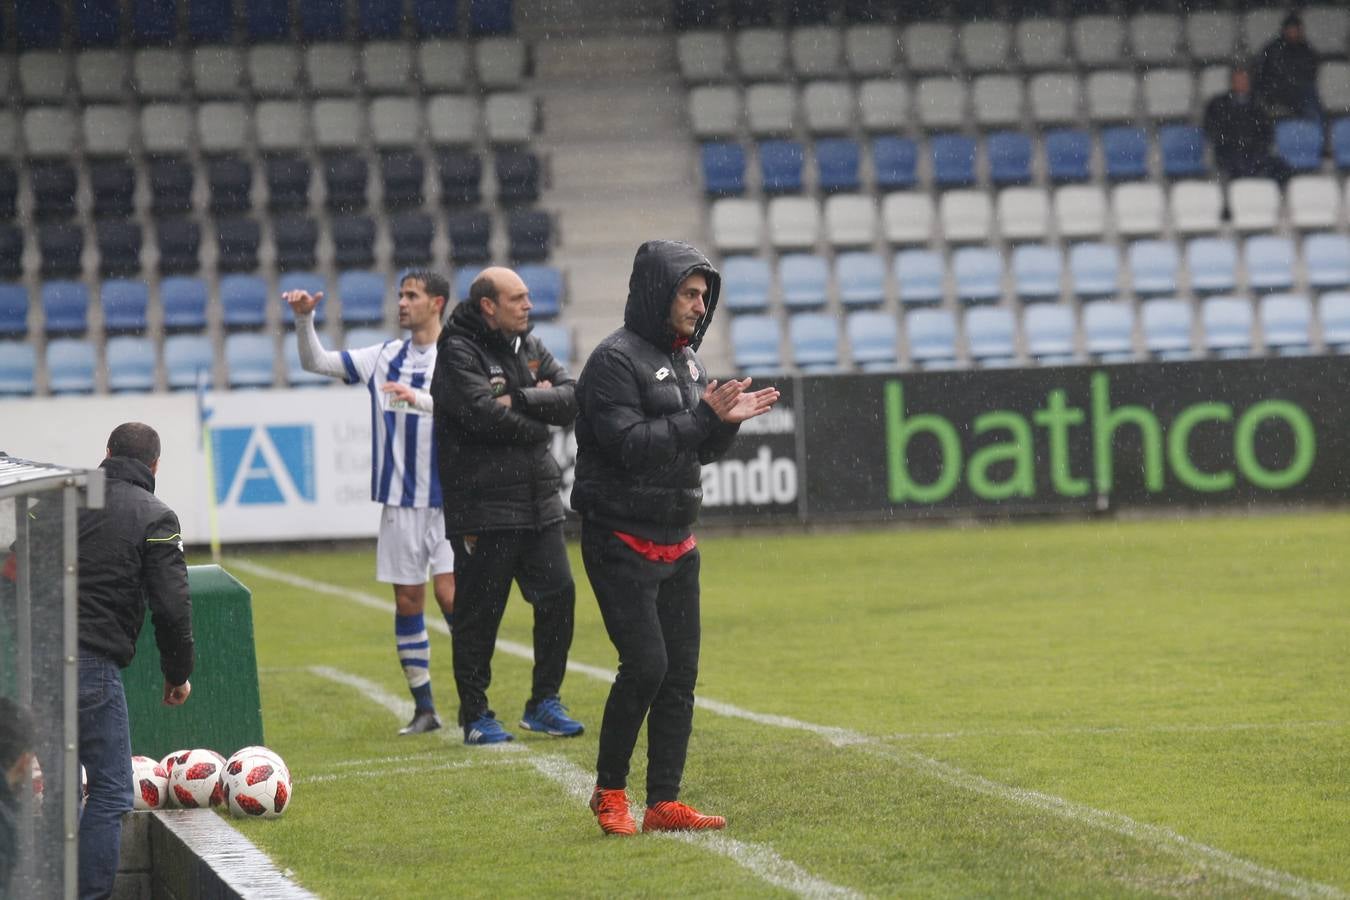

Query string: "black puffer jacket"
[432, 298, 576, 534]
[1254, 36, 1319, 114]
[75, 457, 193, 684]
[571, 240, 740, 543]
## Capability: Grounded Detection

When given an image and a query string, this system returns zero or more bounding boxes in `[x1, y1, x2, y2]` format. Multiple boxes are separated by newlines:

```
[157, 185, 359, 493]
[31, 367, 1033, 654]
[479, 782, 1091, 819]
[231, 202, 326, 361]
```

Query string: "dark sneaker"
[590, 787, 636, 836]
[520, 697, 584, 737]
[642, 800, 726, 832]
[398, 710, 442, 735]
[463, 714, 514, 745]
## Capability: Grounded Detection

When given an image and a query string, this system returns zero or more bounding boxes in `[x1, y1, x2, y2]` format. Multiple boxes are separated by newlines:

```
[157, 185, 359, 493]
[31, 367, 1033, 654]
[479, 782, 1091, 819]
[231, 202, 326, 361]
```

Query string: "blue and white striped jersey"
[341, 339, 442, 508]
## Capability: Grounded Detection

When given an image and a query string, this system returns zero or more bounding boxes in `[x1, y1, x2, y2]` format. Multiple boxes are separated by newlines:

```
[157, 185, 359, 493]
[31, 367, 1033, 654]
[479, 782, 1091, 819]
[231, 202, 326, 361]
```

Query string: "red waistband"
[613, 530, 697, 563]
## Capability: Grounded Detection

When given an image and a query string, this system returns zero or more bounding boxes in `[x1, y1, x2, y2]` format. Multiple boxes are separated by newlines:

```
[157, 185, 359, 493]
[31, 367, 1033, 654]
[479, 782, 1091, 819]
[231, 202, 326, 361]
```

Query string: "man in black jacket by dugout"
[430, 266, 584, 745]
[572, 240, 779, 836]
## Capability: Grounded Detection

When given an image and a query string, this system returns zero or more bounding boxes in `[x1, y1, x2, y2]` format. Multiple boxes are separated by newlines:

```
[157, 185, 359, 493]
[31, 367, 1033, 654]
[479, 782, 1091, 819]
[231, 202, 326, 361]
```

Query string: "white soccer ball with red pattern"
[222, 750, 291, 819]
[130, 755, 170, 810]
[227, 746, 290, 782]
[164, 748, 225, 808]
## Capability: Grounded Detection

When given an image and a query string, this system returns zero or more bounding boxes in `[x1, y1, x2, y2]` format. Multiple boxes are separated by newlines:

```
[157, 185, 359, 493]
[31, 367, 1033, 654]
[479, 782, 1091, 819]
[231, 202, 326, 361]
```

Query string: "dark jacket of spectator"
[1204, 90, 1276, 176]
[1254, 30, 1319, 115]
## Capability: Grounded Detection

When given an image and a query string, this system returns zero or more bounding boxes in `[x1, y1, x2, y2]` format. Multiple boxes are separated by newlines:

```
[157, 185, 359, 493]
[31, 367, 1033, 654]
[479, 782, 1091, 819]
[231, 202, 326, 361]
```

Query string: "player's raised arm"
[284, 289, 347, 379]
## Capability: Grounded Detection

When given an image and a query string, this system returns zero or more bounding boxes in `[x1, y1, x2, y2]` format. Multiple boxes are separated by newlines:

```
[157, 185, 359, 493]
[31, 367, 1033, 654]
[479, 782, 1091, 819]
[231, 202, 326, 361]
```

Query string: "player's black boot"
[399, 710, 442, 735]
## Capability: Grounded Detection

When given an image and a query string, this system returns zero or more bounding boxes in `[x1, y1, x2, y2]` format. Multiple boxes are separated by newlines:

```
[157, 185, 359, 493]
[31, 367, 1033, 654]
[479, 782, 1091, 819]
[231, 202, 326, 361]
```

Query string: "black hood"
[101, 456, 155, 494]
[442, 297, 520, 352]
[623, 240, 721, 351]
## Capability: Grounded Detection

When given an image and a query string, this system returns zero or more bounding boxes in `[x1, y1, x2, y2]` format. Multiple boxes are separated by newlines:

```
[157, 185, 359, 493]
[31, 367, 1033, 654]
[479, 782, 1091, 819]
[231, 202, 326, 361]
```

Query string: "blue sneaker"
[463, 714, 514, 745]
[520, 697, 584, 737]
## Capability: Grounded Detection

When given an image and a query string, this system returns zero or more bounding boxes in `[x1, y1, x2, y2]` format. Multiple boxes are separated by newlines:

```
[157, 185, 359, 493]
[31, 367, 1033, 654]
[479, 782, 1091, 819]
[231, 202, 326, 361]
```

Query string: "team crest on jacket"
[488, 375, 507, 396]
[687, 360, 699, 381]
[655, 367, 670, 381]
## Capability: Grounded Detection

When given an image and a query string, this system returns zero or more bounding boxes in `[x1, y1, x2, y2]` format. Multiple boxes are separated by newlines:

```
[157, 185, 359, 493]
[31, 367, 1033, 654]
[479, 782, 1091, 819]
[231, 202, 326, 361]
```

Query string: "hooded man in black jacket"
[1253, 12, 1322, 122]
[572, 240, 779, 836]
[430, 266, 583, 744]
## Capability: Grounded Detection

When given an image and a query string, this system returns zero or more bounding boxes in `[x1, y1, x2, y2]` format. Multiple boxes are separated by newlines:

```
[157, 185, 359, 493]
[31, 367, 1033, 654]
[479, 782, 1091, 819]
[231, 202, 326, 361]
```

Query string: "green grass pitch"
[212, 512, 1350, 898]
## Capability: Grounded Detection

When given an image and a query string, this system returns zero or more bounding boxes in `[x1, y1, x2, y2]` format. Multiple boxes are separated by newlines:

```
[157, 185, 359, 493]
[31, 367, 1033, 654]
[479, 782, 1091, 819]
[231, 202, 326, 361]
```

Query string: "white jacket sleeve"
[294, 312, 348, 379]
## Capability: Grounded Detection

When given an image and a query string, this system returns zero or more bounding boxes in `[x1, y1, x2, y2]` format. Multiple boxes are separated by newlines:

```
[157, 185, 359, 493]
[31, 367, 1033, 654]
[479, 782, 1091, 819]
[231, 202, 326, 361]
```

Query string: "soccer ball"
[165, 748, 225, 809]
[130, 755, 170, 810]
[222, 750, 292, 819]
[227, 746, 290, 781]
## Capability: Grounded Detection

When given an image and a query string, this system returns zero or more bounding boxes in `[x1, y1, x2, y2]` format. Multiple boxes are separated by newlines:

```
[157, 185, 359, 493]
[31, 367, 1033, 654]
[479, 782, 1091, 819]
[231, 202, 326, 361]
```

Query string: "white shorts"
[375, 506, 455, 585]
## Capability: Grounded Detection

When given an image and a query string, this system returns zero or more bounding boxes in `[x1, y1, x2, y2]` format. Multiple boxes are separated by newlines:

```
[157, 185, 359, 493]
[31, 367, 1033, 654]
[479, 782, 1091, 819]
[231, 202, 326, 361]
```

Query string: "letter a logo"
[213, 425, 317, 506]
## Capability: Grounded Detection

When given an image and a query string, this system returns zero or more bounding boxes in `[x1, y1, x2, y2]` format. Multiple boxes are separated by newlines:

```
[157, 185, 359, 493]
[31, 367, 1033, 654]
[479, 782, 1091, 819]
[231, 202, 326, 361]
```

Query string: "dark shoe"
[398, 710, 442, 735]
[463, 714, 514, 745]
[520, 696, 584, 737]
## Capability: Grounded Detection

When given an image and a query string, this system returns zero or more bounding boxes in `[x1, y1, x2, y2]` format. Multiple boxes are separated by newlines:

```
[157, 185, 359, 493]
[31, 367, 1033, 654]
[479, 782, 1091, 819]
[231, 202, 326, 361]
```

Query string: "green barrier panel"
[124, 565, 264, 761]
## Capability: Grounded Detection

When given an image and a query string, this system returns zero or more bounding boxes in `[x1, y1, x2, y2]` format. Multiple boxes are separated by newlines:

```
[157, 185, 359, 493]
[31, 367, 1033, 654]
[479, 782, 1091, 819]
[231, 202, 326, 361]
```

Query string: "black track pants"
[448, 523, 575, 726]
[582, 523, 701, 806]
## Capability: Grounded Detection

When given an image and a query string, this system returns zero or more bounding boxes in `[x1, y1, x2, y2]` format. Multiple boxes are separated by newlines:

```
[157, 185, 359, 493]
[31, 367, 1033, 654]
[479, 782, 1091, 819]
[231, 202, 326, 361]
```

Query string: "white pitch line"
[877, 721, 1348, 742]
[303, 757, 528, 784]
[305, 665, 864, 900]
[238, 559, 1348, 900]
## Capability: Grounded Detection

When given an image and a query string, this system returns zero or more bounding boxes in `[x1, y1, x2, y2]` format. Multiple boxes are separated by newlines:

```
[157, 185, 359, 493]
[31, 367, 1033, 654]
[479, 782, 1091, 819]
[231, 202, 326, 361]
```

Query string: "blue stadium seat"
[1305, 232, 1350, 290]
[413, 0, 459, 35]
[1128, 240, 1179, 296]
[1023, 304, 1077, 364]
[42, 281, 89, 335]
[1083, 301, 1136, 363]
[730, 314, 782, 374]
[160, 276, 208, 331]
[1259, 293, 1313, 356]
[344, 327, 390, 350]
[1068, 242, 1119, 299]
[220, 274, 268, 330]
[106, 336, 157, 392]
[721, 257, 772, 314]
[1319, 292, 1350, 352]
[1186, 237, 1238, 295]
[931, 134, 977, 187]
[46, 338, 96, 394]
[987, 131, 1032, 186]
[518, 264, 563, 319]
[74, 0, 121, 46]
[187, 0, 234, 43]
[778, 254, 829, 311]
[453, 268, 477, 302]
[101, 279, 150, 333]
[164, 334, 215, 390]
[1011, 245, 1062, 303]
[0, 341, 38, 395]
[530, 321, 572, 369]
[226, 333, 278, 388]
[1045, 129, 1092, 183]
[701, 143, 746, 196]
[470, 0, 512, 35]
[1141, 298, 1195, 361]
[1276, 119, 1323, 173]
[873, 137, 918, 191]
[358, 0, 404, 37]
[1102, 126, 1148, 181]
[846, 310, 898, 371]
[816, 138, 862, 193]
[1244, 235, 1295, 293]
[132, 0, 178, 44]
[298, 0, 345, 40]
[245, 0, 291, 40]
[905, 308, 958, 370]
[788, 313, 840, 372]
[953, 247, 1003, 305]
[284, 335, 331, 387]
[279, 272, 327, 324]
[15, 0, 63, 48]
[759, 140, 805, 194]
[836, 252, 886, 309]
[1201, 296, 1253, 358]
[895, 250, 944, 307]
[0, 284, 27, 336]
[1333, 118, 1350, 171]
[1160, 124, 1206, 178]
[965, 307, 1017, 367]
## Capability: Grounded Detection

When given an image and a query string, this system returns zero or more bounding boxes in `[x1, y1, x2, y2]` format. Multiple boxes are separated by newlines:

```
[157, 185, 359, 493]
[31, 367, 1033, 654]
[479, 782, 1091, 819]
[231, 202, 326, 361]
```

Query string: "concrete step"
[532, 32, 673, 80]
[538, 80, 686, 143]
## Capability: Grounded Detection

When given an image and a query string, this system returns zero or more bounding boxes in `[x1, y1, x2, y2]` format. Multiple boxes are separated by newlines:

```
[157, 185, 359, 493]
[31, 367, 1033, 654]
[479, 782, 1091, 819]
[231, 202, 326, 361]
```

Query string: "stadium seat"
[1073, 15, 1125, 67]
[1127, 240, 1179, 297]
[164, 334, 215, 391]
[46, 338, 97, 394]
[284, 331, 332, 387]
[1083, 301, 1136, 363]
[903, 22, 954, 74]
[0, 165, 16, 221]
[1319, 292, 1350, 352]
[1113, 183, 1165, 238]
[1054, 186, 1107, 239]
[1141, 298, 1195, 361]
[711, 199, 764, 254]
[518, 264, 562, 319]
[1276, 120, 1324, 173]
[882, 192, 933, 246]
[40, 281, 88, 335]
[931, 134, 977, 188]
[1024, 304, 1077, 364]
[323, 153, 370, 213]
[1186, 12, 1236, 64]
[0, 226, 21, 280]
[83, 104, 134, 156]
[452, 268, 477, 302]
[30, 161, 77, 221]
[371, 97, 423, 150]
[1029, 73, 1081, 126]
[916, 78, 967, 131]
[1102, 127, 1149, 181]
[0, 341, 38, 396]
[846, 310, 898, 371]
[778, 254, 829, 312]
[788, 313, 840, 373]
[23, 107, 77, 159]
[259, 101, 307, 153]
[132, 0, 178, 45]
[730, 314, 782, 375]
[332, 214, 377, 269]
[148, 158, 194, 216]
[89, 160, 136, 219]
[279, 272, 327, 325]
[965, 307, 1017, 367]
[207, 158, 253, 215]
[1259, 293, 1313, 356]
[953, 248, 1003, 305]
[858, 79, 908, 133]
[816, 139, 861, 194]
[987, 132, 1033, 186]
[1069, 242, 1119, 299]
[1011, 245, 1062, 303]
[160, 276, 208, 331]
[248, 44, 300, 94]
[132, 48, 183, 97]
[1086, 71, 1138, 124]
[905, 308, 959, 370]
[427, 94, 481, 145]
[689, 86, 742, 139]
[508, 209, 552, 262]
[940, 191, 992, 244]
[1288, 176, 1340, 230]
[1186, 238, 1239, 296]
[197, 101, 249, 155]
[344, 327, 390, 350]
[1142, 69, 1195, 122]
[106, 336, 156, 392]
[894, 250, 944, 307]
[20, 52, 68, 101]
[997, 188, 1049, 242]
[961, 22, 1011, 72]
[677, 32, 730, 82]
[447, 210, 492, 263]
[475, 36, 527, 89]
[1015, 19, 1067, 70]
[155, 218, 201, 274]
[1200, 296, 1253, 359]
[791, 26, 843, 78]
[298, 0, 345, 40]
[845, 25, 897, 77]
[1334, 120, 1350, 171]
[215, 218, 262, 272]
[1245, 236, 1295, 293]
[760, 140, 805, 195]
[334, 271, 386, 326]
[1321, 63, 1350, 118]
[358, 0, 403, 38]
[701, 143, 746, 196]
[390, 212, 435, 267]
[802, 82, 854, 135]
[273, 215, 319, 272]
[823, 194, 876, 247]
[1171, 181, 1223, 235]
[1160, 125, 1207, 178]
[413, 0, 459, 35]
[721, 257, 771, 315]
[736, 28, 788, 80]
[219, 274, 269, 330]
[419, 41, 470, 90]
[1303, 6, 1350, 57]
[970, 75, 1024, 131]
[836, 252, 886, 309]
[381, 151, 427, 209]
[1045, 130, 1092, 183]
[100, 279, 149, 335]
[768, 197, 820, 250]
[1306, 233, 1350, 290]
[224, 333, 277, 389]
[1129, 13, 1178, 66]
[746, 84, 795, 137]
[96, 220, 143, 277]
[872, 137, 918, 191]
[363, 41, 413, 93]
[0, 284, 28, 336]
[437, 150, 483, 207]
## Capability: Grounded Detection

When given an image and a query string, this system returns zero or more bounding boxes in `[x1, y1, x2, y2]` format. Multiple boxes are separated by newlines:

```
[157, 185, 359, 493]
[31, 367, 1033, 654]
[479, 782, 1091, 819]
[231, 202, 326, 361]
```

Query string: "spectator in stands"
[1204, 62, 1292, 201]
[572, 241, 779, 836]
[68, 423, 193, 900]
[1, 697, 36, 899]
[430, 267, 583, 745]
[1253, 11, 1323, 123]
[286, 272, 456, 737]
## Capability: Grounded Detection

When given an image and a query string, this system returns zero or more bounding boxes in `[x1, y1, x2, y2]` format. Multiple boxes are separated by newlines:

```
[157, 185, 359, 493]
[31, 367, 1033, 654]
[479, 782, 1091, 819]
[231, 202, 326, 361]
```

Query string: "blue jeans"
[77, 655, 132, 900]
